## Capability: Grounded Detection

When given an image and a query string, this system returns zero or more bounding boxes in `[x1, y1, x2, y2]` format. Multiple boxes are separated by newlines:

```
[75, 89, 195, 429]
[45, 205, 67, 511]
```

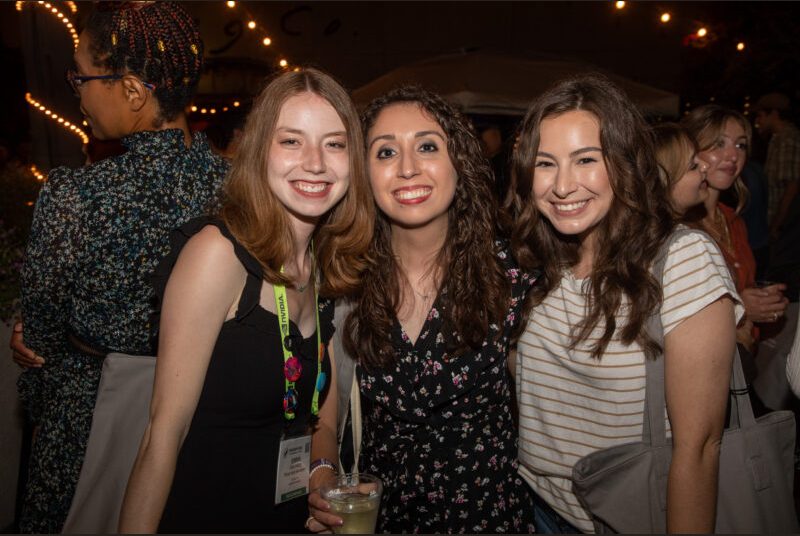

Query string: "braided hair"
[84, 2, 204, 124]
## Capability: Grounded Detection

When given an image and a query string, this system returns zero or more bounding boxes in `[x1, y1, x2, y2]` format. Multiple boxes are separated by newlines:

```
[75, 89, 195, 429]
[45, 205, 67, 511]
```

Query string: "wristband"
[309, 462, 337, 481]
[310, 458, 338, 472]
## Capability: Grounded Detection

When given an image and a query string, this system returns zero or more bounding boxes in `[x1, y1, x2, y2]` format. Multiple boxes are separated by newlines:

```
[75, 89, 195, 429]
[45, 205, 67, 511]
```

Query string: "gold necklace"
[713, 206, 733, 255]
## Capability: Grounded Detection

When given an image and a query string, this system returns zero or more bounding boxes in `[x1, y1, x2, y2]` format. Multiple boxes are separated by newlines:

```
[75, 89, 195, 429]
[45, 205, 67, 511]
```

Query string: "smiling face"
[367, 102, 457, 230]
[670, 151, 710, 214]
[699, 118, 748, 192]
[532, 110, 613, 248]
[267, 92, 350, 226]
[74, 31, 129, 140]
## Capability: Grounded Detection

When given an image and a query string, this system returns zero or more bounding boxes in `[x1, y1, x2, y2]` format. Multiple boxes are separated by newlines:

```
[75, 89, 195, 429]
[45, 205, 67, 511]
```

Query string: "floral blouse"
[358, 245, 537, 533]
[17, 129, 227, 533]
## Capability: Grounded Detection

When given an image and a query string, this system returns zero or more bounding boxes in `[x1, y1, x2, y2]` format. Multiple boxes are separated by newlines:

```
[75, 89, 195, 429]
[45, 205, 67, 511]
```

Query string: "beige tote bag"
[62, 353, 155, 534]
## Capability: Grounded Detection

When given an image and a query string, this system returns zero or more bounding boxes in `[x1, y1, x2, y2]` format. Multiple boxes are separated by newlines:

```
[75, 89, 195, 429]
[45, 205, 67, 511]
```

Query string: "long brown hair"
[506, 74, 674, 360]
[219, 68, 374, 297]
[681, 104, 751, 214]
[345, 86, 509, 369]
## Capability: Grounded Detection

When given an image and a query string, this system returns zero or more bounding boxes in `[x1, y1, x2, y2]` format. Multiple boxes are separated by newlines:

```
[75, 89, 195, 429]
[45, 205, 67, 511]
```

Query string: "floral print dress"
[358, 247, 537, 533]
[18, 129, 228, 533]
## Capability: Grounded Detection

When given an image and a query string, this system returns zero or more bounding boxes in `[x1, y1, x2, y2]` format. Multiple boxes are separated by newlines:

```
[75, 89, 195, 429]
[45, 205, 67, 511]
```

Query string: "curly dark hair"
[84, 2, 204, 124]
[505, 74, 674, 360]
[344, 86, 509, 369]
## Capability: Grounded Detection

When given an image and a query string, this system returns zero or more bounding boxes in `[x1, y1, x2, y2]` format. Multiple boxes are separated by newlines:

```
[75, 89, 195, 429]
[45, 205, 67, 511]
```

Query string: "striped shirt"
[516, 230, 743, 533]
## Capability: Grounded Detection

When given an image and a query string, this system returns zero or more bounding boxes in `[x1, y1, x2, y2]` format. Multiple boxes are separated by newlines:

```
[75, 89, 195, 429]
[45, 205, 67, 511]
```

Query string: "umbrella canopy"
[352, 52, 679, 117]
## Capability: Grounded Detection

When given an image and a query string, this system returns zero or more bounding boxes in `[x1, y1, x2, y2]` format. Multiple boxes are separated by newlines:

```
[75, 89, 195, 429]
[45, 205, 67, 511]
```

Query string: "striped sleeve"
[660, 229, 744, 335]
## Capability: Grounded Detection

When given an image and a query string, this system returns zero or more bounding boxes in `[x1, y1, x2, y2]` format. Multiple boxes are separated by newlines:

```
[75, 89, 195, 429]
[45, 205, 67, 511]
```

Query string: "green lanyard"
[273, 271, 323, 422]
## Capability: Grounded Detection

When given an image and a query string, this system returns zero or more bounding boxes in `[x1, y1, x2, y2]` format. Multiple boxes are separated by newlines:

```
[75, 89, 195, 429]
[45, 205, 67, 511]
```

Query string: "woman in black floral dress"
[14, 4, 227, 532]
[308, 87, 536, 533]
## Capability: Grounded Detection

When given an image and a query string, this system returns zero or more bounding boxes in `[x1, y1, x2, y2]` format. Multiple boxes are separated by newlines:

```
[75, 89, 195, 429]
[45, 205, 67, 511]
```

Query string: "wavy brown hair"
[505, 74, 674, 360]
[345, 86, 509, 369]
[219, 68, 374, 297]
[681, 104, 751, 214]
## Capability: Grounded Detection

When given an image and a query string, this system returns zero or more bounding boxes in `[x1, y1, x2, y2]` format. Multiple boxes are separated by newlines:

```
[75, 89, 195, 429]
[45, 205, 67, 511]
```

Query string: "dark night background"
[2, 1, 800, 161]
[0, 1, 800, 529]
[1, 0, 799, 235]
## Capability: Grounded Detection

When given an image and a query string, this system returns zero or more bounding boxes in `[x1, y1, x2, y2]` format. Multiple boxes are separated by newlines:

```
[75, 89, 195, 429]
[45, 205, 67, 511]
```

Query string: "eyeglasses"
[65, 68, 156, 97]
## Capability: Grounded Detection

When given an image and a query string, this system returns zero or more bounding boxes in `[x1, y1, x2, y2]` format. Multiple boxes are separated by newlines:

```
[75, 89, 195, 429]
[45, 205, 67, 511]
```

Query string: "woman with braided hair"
[12, 2, 227, 532]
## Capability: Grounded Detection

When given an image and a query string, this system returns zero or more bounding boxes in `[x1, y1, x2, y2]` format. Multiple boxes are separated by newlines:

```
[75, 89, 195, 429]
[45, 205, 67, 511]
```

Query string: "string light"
[25, 92, 89, 144]
[279, 59, 288, 68]
[233, 101, 240, 107]
[223, 2, 294, 68]
[697, 27, 708, 37]
[660, 12, 670, 23]
[15, 1, 80, 49]
[615, 1, 626, 9]
[30, 165, 46, 182]
[737, 41, 745, 51]
[191, 105, 198, 112]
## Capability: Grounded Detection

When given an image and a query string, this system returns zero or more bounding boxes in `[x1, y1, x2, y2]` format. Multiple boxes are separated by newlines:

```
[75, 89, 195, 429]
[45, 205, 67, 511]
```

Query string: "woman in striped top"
[506, 74, 742, 533]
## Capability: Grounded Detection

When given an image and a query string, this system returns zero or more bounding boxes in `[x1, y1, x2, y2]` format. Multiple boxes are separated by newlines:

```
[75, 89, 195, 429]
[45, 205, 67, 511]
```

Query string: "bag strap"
[641, 229, 689, 446]
[643, 228, 756, 449]
[350, 365, 363, 473]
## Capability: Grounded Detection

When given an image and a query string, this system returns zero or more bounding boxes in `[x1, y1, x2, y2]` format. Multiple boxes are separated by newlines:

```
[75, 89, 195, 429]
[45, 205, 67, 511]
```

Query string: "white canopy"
[352, 52, 679, 117]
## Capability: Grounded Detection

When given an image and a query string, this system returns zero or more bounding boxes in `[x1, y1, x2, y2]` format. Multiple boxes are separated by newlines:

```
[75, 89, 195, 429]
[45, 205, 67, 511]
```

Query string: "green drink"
[321, 473, 382, 534]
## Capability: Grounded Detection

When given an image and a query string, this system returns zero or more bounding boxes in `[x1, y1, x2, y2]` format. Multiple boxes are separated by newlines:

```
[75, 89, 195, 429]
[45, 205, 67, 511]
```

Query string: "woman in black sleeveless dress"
[118, 68, 373, 533]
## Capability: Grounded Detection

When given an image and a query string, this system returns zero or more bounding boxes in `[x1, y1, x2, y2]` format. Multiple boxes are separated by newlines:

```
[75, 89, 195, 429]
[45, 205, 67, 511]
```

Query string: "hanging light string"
[30, 164, 46, 182]
[223, 1, 293, 71]
[611, 1, 746, 53]
[17, 1, 79, 49]
[611, 1, 752, 115]
[189, 2, 301, 116]
[25, 93, 89, 145]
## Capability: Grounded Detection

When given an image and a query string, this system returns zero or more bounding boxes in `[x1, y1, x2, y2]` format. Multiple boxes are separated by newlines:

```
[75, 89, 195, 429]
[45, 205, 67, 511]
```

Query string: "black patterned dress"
[18, 129, 228, 533]
[358, 247, 537, 533]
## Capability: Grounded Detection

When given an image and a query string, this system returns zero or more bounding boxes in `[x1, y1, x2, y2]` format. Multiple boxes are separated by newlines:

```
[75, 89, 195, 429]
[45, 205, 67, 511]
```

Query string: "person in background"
[509, 74, 741, 533]
[11, 3, 228, 532]
[683, 105, 788, 353]
[738, 160, 771, 278]
[204, 108, 248, 160]
[308, 86, 536, 533]
[753, 92, 800, 240]
[119, 67, 373, 533]
[652, 122, 710, 217]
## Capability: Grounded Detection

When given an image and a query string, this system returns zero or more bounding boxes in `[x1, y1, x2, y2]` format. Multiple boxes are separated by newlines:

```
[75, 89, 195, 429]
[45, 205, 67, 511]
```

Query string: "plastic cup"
[320, 473, 382, 534]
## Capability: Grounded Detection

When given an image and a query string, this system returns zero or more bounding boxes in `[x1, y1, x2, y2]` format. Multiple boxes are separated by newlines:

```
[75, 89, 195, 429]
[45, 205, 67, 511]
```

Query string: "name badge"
[275, 433, 311, 504]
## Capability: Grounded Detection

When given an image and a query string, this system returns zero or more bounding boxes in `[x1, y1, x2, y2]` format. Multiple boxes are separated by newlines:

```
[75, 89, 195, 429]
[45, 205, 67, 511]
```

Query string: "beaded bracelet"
[309, 458, 337, 481]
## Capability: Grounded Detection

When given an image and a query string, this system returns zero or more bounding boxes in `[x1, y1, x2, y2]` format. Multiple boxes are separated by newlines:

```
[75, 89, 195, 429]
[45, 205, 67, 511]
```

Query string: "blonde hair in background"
[681, 104, 751, 214]
[652, 123, 699, 215]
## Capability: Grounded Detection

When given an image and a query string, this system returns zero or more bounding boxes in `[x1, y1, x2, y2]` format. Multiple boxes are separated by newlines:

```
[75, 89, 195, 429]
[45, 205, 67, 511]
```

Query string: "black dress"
[357, 246, 537, 533]
[152, 217, 333, 534]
